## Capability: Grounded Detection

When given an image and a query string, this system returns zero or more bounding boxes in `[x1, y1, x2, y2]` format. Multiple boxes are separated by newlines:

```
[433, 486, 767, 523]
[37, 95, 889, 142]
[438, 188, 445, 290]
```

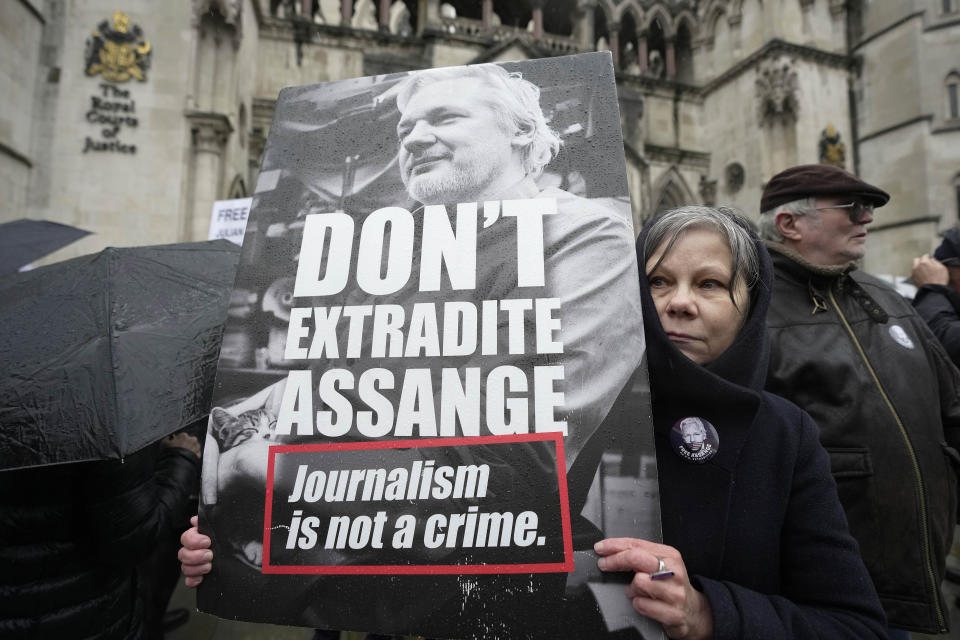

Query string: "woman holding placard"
[593, 206, 886, 638]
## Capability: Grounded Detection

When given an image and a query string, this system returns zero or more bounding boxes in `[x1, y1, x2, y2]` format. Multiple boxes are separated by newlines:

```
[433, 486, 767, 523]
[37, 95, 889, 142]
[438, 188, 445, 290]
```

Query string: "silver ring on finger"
[650, 556, 675, 581]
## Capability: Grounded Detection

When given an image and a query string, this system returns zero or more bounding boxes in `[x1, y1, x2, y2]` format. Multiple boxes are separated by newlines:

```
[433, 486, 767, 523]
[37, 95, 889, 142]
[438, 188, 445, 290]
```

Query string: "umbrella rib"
[105, 249, 124, 457]
[138, 252, 233, 290]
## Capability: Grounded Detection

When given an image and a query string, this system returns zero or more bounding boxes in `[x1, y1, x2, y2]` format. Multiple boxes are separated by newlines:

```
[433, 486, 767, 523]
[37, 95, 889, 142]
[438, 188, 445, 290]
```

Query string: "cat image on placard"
[206, 383, 290, 569]
[210, 406, 276, 451]
[209, 385, 286, 453]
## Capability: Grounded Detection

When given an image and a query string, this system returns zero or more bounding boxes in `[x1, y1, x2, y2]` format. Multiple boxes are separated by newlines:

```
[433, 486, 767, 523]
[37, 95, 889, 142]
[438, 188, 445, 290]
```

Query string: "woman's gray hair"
[643, 206, 761, 309]
[395, 63, 562, 178]
[758, 197, 815, 241]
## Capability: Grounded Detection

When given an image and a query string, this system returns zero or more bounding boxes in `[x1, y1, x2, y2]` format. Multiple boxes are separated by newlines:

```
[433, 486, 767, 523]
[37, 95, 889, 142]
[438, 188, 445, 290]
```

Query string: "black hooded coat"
[635, 215, 886, 638]
[913, 282, 960, 368]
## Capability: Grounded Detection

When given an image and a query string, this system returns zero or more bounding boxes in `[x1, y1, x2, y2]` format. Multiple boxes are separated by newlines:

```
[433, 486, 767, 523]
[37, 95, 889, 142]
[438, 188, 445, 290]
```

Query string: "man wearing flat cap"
[759, 164, 960, 637]
[911, 227, 960, 368]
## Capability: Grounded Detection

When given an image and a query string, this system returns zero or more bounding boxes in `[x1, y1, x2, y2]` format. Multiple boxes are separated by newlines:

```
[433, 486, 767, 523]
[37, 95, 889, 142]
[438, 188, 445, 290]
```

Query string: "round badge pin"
[888, 324, 914, 350]
[670, 416, 719, 463]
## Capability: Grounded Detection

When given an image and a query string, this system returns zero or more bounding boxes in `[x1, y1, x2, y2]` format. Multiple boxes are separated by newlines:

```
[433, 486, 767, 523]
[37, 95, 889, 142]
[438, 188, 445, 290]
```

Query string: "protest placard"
[207, 197, 253, 245]
[199, 52, 661, 640]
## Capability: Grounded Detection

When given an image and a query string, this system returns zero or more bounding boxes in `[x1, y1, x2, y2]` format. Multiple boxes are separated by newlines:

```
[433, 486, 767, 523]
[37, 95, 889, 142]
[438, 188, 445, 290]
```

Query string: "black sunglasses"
[813, 201, 874, 223]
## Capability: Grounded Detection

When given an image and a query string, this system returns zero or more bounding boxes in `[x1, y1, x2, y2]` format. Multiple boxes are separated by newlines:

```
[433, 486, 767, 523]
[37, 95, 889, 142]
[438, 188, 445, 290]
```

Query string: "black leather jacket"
[765, 243, 960, 634]
[0, 444, 199, 640]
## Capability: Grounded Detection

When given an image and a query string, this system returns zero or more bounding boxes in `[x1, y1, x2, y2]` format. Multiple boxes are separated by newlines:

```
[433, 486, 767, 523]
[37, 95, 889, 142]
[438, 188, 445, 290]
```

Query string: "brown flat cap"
[761, 164, 890, 212]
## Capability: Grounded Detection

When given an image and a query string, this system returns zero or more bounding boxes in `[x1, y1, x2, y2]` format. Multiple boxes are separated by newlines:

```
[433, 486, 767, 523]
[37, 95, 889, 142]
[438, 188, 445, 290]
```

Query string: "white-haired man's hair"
[679, 417, 706, 434]
[758, 197, 815, 242]
[395, 64, 562, 178]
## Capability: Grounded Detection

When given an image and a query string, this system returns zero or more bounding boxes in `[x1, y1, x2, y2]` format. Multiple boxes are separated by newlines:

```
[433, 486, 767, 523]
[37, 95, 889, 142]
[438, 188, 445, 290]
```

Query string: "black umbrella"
[0, 218, 92, 275]
[0, 240, 240, 471]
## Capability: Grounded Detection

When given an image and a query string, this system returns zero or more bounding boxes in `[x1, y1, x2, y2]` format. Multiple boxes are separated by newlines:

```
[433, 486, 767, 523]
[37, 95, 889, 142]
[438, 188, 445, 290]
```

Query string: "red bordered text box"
[262, 432, 573, 575]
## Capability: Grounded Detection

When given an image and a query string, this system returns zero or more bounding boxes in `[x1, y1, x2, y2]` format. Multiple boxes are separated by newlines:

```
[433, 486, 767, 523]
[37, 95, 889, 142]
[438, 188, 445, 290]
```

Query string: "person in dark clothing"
[759, 164, 960, 637]
[597, 206, 888, 638]
[911, 227, 960, 368]
[594, 206, 886, 638]
[138, 423, 206, 640]
[0, 434, 200, 640]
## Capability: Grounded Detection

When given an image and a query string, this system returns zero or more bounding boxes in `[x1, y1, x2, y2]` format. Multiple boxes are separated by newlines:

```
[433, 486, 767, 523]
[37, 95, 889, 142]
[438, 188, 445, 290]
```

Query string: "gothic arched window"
[946, 72, 960, 121]
[954, 173, 960, 220]
[675, 19, 694, 83]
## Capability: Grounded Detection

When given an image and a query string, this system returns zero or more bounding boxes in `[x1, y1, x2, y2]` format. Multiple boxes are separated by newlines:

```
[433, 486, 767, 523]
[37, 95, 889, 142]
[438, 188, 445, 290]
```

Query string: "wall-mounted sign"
[83, 83, 138, 154]
[82, 12, 150, 154]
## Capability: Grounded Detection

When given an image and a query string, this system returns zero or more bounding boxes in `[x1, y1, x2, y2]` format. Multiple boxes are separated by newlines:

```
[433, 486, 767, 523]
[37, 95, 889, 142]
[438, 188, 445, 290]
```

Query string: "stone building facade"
[2, 0, 958, 276]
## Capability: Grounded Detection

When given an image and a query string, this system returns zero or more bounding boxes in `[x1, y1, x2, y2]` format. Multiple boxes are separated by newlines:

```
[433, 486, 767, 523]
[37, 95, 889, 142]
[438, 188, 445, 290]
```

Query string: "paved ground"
[165, 581, 315, 640]
[164, 582, 419, 640]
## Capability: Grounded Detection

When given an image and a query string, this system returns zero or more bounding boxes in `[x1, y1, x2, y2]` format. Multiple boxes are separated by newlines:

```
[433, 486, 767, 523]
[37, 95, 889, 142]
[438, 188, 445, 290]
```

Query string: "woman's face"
[646, 227, 749, 365]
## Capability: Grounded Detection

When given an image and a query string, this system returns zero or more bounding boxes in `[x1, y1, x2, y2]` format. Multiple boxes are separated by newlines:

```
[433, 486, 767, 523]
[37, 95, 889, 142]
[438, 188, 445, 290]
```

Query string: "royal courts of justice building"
[2, 0, 959, 279]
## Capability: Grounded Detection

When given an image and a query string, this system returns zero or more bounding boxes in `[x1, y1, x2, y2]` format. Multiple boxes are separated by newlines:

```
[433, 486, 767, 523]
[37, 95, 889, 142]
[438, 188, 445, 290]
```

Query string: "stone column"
[248, 131, 266, 197]
[637, 29, 648, 73]
[609, 23, 620, 68]
[698, 176, 717, 206]
[665, 37, 676, 78]
[572, 0, 596, 50]
[194, 31, 216, 111]
[185, 23, 202, 110]
[301, 0, 312, 18]
[379, 0, 390, 30]
[619, 86, 645, 149]
[186, 112, 233, 241]
[530, 0, 544, 38]
[419, 0, 439, 34]
[341, 0, 352, 25]
[829, 0, 847, 49]
[482, 0, 492, 28]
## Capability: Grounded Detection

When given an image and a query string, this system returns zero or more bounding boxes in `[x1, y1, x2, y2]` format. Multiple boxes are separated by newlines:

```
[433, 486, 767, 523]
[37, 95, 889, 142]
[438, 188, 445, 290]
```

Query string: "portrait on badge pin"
[670, 416, 719, 463]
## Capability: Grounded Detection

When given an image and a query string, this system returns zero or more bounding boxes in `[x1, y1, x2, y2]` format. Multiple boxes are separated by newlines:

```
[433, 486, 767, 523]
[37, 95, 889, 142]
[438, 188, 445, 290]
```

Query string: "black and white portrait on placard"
[199, 52, 662, 640]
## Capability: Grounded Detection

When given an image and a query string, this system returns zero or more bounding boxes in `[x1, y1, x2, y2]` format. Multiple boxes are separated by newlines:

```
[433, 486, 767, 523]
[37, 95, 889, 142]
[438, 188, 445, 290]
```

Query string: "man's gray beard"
[405, 165, 485, 204]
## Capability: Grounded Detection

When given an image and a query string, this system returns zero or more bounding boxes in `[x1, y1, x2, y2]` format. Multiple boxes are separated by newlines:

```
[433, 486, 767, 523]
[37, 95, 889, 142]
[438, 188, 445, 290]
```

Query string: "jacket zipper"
[827, 287, 946, 631]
